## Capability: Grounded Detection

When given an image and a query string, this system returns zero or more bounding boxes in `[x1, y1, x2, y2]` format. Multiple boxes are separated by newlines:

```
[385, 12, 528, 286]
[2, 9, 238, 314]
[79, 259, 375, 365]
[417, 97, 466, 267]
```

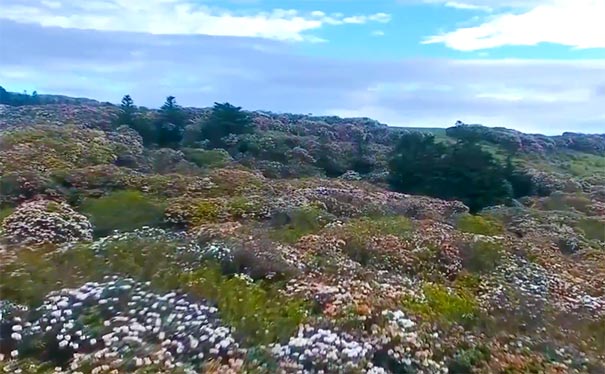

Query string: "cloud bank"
[2, 21, 603, 134]
[424, 0, 605, 50]
[0, 0, 390, 42]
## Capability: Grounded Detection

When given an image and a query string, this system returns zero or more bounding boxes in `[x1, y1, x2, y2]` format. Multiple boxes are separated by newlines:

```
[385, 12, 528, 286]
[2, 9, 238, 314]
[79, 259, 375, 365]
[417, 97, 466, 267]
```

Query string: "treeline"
[116, 95, 254, 148]
[117, 94, 533, 212]
[388, 132, 533, 212]
[0, 86, 41, 106]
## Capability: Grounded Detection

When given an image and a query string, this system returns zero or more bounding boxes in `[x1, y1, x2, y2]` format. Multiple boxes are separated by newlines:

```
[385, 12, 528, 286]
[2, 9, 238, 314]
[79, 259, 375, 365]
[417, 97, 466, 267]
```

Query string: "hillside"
[0, 96, 604, 374]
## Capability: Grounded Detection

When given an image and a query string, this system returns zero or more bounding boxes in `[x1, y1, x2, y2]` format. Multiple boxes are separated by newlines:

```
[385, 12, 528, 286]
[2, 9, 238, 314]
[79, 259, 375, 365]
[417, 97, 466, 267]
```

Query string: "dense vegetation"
[0, 89, 604, 373]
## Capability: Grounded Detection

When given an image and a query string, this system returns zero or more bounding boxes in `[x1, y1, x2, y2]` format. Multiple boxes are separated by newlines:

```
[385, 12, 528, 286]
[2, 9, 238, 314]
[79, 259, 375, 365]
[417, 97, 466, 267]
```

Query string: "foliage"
[576, 218, 605, 242]
[402, 283, 478, 326]
[459, 240, 504, 273]
[456, 214, 505, 236]
[448, 346, 491, 374]
[388, 132, 529, 212]
[117, 94, 135, 127]
[200, 102, 255, 148]
[156, 96, 187, 148]
[164, 197, 224, 227]
[2, 200, 93, 245]
[538, 192, 593, 214]
[183, 266, 309, 345]
[269, 206, 333, 243]
[337, 216, 413, 265]
[81, 190, 166, 236]
[0, 245, 102, 306]
[0, 125, 118, 175]
[183, 148, 232, 169]
[0, 206, 14, 222]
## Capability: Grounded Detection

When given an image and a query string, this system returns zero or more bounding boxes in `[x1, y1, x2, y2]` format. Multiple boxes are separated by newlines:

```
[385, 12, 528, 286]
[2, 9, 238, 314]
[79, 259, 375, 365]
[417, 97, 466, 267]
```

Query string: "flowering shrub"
[0, 125, 118, 175]
[1, 200, 92, 244]
[1, 277, 240, 372]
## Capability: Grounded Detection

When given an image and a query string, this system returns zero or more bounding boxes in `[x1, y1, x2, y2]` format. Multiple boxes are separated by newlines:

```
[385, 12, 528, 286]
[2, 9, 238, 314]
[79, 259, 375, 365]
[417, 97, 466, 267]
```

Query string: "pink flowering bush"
[1, 199, 92, 244]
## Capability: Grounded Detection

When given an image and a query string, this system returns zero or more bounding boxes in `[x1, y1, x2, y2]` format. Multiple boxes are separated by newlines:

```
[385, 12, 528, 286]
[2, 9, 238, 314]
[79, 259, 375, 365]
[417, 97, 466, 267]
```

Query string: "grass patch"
[182, 266, 308, 345]
[0, 206, 14, 222]
[81, 190, 166, 236]
[402, 283, 478, 326]
[540, 192, 593, 214]
[456, 214, 504, 236]
[576, 218, 605, 242]
[269, 206, 333, 243]
[337, 216, 413, 265]
[459, 240, 504, 273]
[183, 148, 231, 169]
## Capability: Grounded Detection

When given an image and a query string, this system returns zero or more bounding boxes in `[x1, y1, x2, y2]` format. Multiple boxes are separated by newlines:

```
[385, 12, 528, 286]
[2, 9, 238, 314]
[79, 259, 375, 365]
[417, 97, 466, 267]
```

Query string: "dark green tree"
[200, 102, 254, 148]
[389, 132, 519, 212]
[118, 95, 136, 127]
[0, 86, 9, 104]
[157, 96, 187, 148]
[388, 132, 448, 196]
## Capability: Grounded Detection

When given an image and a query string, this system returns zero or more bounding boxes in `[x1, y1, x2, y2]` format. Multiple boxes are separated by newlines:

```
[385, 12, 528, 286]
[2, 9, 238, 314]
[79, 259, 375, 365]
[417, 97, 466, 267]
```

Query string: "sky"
[0, 0, 604, 134]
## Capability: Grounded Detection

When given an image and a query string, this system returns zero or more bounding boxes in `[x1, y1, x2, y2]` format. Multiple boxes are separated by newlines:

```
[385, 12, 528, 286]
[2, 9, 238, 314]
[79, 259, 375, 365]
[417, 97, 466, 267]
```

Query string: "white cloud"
[372, 30, 385, 37]
[443, 1, 492, 11]
[424, 0, 605, 50]
[0, 0, 391, 42]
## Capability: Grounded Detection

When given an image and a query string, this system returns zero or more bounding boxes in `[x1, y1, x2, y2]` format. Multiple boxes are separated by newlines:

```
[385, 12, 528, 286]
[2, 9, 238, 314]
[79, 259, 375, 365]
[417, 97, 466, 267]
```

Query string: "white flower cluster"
[1, 277, 239, 372]
[1, 200, 92, 245]
[272, 325, 375, 373]
[376, 310, 448, 374]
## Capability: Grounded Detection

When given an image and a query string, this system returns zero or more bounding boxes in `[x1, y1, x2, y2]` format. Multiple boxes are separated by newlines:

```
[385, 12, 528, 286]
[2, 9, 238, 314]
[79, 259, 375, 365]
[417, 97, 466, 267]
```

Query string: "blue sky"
[0, 0, 604, 134]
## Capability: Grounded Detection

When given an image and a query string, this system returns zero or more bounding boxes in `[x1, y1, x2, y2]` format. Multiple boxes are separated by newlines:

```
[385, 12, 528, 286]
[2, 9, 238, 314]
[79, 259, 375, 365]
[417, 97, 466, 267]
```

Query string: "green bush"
[183, 148, 231, 169]
[448, 346, 491, 374]
[402, 283, 478, 326]
[456, 214, 504, 236]
[269, 206, 333, 243]
[183, 266, 308, 345]
[338, 216, 412, 265]
[0, 206, 14, 222]
[459, 240, 504, 273]
[81, 190, 166, 236]
[576, 218, 605, 242]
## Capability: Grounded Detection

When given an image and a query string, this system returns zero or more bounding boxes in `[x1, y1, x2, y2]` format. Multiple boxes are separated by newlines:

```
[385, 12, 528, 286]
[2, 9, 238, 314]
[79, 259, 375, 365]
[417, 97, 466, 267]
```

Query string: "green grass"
[182, 148, 231, 169]
[576, 218, 605, 242]
[456, 214, 505, 236]
[459, 240, 504, 274]
[269, 206, 333, 243]
[81, 190, 166, 236]
[0, 206, 14, 222]
[402, 283, 478, 326]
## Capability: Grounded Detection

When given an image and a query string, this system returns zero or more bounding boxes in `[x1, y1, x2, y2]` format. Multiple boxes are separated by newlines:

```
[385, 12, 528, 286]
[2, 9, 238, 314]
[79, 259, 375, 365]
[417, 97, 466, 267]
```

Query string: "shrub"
[2, 200, 92, 245]
[459, 240, 504, 273]
[81, 190, 166, 236]
[183, 266, 308, 345]
[576, 218, 605, 242]
[269, 206, 333, 243]
[540, 192, 593, 214]
[164, 198, 224, 227]
[338, 216, 412, 264]
[0, 206, 14, 222]
[226, 196, 267, 219]
[183, 148, 232, 169]
[402, 283, 478, 326]
[456, 214, 504, 236]
[448, 346, 491, 374]
[0, 125, 118, 175]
